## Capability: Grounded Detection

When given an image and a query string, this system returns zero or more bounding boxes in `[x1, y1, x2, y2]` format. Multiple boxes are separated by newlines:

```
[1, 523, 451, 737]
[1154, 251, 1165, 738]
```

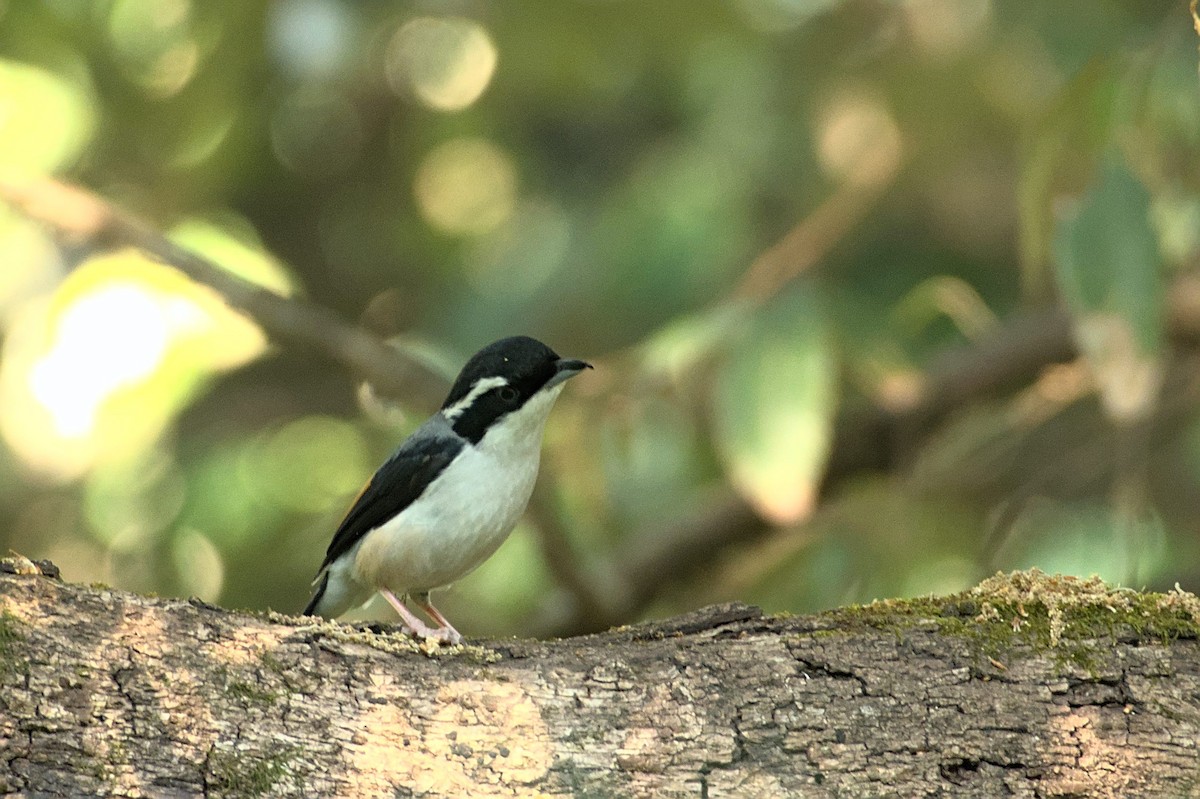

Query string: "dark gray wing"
[317, 427, 463, 570]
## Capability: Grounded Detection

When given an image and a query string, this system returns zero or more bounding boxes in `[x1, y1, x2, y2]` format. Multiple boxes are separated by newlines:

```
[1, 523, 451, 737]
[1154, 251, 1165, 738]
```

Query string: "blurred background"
[1, 0, 1198, 637]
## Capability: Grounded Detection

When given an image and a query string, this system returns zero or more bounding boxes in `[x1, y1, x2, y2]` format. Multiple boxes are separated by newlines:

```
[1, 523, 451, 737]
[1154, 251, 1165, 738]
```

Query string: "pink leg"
[378, 589, 445, 641]
[412, 592, 464, 644]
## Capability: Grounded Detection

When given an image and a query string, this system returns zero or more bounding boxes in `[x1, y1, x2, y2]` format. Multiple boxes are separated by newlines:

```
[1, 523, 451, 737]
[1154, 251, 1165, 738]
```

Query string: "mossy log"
[2, 569, 1200, 798]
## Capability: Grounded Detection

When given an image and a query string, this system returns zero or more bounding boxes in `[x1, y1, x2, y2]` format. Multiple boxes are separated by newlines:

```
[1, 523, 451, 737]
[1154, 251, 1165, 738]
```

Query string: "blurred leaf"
[0, 250, 271, 478]
[169, 217, 295, 297]
[172, 528, 224, 602]
[1053, 156, 1164, 421]
[737, 476, 980, 612]
[712, 288, 837, 524]
[999, 498, 1167, 586]
[239, 416, 370, 514]
[1019, 59, 1117, 299]
[638, 301, 748, 383]
[1131, 24, 1200, 187]
[600, 396, 709, 529]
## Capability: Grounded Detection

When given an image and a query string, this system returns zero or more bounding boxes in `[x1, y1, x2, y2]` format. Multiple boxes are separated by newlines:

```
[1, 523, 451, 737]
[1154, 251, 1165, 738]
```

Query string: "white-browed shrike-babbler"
[302, 335, 590, 643]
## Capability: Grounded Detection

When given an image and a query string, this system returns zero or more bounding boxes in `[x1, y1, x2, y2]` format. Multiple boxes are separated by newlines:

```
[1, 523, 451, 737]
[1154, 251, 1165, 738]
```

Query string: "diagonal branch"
[0, 177, 449, 410]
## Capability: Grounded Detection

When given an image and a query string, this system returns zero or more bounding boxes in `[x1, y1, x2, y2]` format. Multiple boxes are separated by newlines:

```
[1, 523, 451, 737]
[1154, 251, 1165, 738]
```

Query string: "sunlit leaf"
[712, 288, 837, 524]
[0, 250, 271, 478]
[1133, 25, 1200, 182]
[0, 59, 95, 174]
[1053, 156, 1164, 421]
[169, 217, 295, 297]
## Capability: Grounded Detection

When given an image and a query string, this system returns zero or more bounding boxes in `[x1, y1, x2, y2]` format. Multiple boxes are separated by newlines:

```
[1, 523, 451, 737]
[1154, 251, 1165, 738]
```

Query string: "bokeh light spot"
[267, 0, 357, 80]
[240, 416, 370, 514]
[173, 528, 225, 602]
[901, 0, 992, 59]
[466, 199, 571, 296]
[385, 16, 497, 111]
[0, 210, 60, 322]
[414, 138, 518, 236]
[270, 87, 365, 177]
[105, 0, 199, 97]
[815, 91, 903, 187]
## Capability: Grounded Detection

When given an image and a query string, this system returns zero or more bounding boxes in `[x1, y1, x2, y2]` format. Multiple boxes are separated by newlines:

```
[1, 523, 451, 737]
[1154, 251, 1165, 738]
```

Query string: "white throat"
[474, 382, 566, 457]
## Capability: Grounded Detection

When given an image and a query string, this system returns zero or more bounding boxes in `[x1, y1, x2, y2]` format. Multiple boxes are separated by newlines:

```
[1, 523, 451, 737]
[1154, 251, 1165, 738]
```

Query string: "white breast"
[352, 383, 565, 594]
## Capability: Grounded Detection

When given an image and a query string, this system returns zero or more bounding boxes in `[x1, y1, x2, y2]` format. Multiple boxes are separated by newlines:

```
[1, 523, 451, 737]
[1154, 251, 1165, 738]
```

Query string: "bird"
[302, 335, 591, 643]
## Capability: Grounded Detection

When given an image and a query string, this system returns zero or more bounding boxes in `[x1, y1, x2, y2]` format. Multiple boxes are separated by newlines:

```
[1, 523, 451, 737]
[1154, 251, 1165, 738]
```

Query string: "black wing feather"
[318, 434, 463, 570]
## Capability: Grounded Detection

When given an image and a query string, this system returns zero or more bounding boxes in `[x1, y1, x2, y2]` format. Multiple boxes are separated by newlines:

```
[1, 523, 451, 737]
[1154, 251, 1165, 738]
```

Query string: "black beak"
[555, 358, 593, 375]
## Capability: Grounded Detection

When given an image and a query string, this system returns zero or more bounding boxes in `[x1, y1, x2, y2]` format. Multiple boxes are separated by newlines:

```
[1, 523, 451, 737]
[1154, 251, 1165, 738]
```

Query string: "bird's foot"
[380, 588, 463, 645]
[412, 593, 464, 645]
[423, 625, 463, 645]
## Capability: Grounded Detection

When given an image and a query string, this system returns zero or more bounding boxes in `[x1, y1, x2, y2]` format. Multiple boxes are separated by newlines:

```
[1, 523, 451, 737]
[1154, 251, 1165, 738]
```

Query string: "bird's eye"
[498, 386, 520, 404]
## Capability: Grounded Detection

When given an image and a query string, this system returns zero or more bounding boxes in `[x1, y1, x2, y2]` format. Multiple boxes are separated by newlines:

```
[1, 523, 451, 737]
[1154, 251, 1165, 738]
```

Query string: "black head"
[441, 336, 590, 443]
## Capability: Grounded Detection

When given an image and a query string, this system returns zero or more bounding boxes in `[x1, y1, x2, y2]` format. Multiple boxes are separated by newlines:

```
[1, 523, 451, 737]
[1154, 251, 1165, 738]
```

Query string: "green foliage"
[1054, 157, 1162, 351]
[713, 290, 837, 524]
[1054, 156, 1164, 420]
[1, 1, 1199, 633]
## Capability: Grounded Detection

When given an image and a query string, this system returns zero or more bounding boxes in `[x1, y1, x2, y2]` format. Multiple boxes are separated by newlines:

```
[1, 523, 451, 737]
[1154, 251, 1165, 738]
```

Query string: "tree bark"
[2, 570, 1199, 798]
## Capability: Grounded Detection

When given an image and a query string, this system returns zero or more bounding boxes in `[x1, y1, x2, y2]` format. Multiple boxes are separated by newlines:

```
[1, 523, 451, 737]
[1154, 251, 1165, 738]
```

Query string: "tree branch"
[4, 569, 1200, 797]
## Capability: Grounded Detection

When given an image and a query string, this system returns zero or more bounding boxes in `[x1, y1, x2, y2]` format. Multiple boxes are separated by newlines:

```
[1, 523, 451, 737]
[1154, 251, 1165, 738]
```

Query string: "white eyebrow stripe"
[442, 376, 509, 421]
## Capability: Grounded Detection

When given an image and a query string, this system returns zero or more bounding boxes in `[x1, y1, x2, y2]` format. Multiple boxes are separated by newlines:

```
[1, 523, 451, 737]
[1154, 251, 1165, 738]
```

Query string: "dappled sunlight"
[346, 680, 551, 795]
[30, 281, 170, 437]
[0, 249, 271, 479]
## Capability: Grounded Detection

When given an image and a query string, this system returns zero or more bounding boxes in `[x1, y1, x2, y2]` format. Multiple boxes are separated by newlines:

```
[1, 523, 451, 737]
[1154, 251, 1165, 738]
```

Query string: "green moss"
[224, 680, 278, 706]
[209, 746, 297, 798]
[0, 610, 23, 675]
[816, 570, 1200, 674]
[212, 665, 279, 706]
[258, 650, 286, 676]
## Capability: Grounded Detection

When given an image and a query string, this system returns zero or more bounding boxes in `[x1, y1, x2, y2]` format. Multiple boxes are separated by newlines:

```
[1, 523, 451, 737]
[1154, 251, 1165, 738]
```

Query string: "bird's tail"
[301, 571, 329, 616]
